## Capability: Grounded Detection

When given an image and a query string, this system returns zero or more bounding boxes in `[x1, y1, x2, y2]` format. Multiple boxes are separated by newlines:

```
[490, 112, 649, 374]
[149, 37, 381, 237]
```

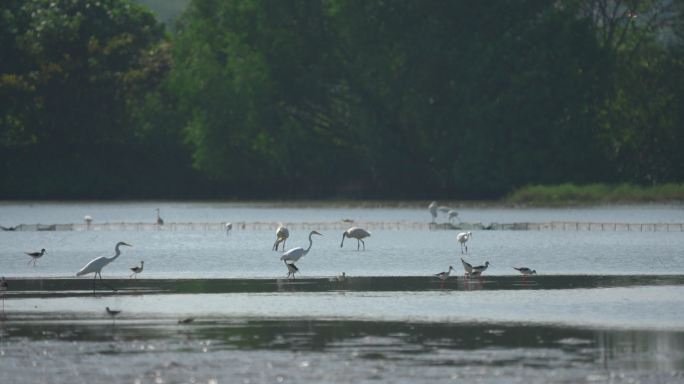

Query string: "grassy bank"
[505, 183, 684, 205]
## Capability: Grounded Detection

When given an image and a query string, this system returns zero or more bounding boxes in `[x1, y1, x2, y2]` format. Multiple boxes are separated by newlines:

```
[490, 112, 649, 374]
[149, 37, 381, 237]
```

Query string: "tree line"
[1, 0, 682, 199]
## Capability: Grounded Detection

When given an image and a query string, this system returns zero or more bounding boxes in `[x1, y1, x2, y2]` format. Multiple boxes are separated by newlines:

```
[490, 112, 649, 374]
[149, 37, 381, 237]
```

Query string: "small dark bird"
[25, 249, 46, 266]
[472, 261, 490, 274]
[285, 261, 299, 279]
[156, 208, 164, 225]
[178, 317, 195, 324]
[106, 307, 121, 317]
[514, 267, 537, 276]
[434, 266, 455, 281]
[1, 225, 17, 231]
[129, 261, 144, 278]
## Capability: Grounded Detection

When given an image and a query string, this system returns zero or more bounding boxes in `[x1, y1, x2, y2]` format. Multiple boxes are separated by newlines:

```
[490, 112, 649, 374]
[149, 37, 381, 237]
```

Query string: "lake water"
[1, 202, 684, 383]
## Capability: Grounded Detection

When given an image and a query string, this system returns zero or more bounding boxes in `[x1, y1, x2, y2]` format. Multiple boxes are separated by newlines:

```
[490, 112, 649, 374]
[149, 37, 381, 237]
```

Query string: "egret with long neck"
[77, 242, 132, 291]
[280, 231, 322, 263]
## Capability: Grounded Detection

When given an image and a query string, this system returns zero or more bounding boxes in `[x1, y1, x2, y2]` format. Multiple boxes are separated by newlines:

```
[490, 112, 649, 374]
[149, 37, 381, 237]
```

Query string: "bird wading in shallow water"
[285, 261, 299, 279]
[461, 258, 473, 277]
[130, 261, 144, 278]
[156, 208, 164, 226]
[340, 227, 371, 251]
[428, 201, 438, 223]
[273, 225, 290, 251]
[76, 242, 131, 292]
[435, 266, 455, 281]
[280, 231, 323, 263]
[24, 248, 46, 266]
[472, 261, 490, 276]
[456, 231, 472, 253]
[225, 222, 232, 236]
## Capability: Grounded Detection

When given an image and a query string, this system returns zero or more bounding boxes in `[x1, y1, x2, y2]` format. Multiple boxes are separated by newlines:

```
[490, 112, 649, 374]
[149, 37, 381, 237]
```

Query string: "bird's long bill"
[122, 242, 133, 247]
[340, 232, 346, 247]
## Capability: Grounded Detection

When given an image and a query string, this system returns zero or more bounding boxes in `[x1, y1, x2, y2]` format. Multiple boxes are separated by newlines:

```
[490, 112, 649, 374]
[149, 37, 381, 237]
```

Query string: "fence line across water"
[3, 221, 684, 232]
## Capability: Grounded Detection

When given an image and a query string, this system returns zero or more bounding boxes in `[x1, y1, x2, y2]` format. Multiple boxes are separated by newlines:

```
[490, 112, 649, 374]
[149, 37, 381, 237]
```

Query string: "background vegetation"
[1, 0, 683, 200]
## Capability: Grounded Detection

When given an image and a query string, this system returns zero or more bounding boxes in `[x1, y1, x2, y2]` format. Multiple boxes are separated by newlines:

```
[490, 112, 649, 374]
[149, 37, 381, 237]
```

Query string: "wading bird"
[178, 317, 195, 324]
[435, 266, 455, 281]
[428, 201, 438, 223]
[225, 222, 232, 236]
[156, 208, 164, 225]
[340, 227, 371, 251]
[514, 267, 536, 280]
[285, 261, 299, 279]
[336, 272, 347, 282]
[130, 261, 144, 278]
[273, 225, 289, 251]
[456, 231, 472, 253]
[25, 248, 46, 266]
[84, 215, 93, 226]
[106, 307, 121, 323]
[280, 230, 323, 263]
[76, 242, 131, 291]
[461, 258, 473, 277]
[472, 261, 490, 275]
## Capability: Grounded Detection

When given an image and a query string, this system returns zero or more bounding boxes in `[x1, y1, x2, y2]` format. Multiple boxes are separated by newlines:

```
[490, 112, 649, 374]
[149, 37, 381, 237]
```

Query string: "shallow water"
[1, 202, 684, 382]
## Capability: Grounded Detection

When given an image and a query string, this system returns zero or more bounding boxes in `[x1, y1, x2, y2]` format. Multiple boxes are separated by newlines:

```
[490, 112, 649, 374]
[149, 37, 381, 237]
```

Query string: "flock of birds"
[1, 204, 538, 318]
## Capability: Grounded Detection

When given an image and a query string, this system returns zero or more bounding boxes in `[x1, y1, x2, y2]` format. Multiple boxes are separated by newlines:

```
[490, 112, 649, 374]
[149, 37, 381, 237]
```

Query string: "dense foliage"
[1, 0, 683, 199]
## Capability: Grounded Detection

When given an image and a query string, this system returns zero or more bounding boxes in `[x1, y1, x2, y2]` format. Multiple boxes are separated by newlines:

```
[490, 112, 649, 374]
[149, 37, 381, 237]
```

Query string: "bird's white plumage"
[77, 241, 131, 277]
[428, 201, 438, 222]
[280, 230, 322, 262]
[341, 227, 371, 250]
[273, 225, 290, 251]
[456, 231, 472, 253]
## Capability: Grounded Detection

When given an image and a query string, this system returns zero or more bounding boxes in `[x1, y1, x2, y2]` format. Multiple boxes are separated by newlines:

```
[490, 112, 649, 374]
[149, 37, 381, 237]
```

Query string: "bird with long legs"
[435, 266, 455, 281]
[25, 248, 46, 266]
[514, 267, 536, 282]
[225, 222, 232, 236]
[156, 208, 164, 226]
[472, 261, 490, 277]
[106, 307, 121, 324]
[285, 261, 299, 279]
[461, 258, 473, 278]
[273, 225, 289, 251]
[341, 227, 371, 251]
[280, 231, 323, 263]
[428, 201, 438, 223]
[130, 261, 144, 278]
[456, 231, 472, 253]
[76, 242, 131, 292]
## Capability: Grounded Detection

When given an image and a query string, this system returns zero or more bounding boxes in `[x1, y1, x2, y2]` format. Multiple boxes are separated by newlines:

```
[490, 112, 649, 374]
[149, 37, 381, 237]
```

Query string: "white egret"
[340, 227, 371, 251]
[434, 266, 455, 281]
[273, 225, 290, 251]
[156, 208, 164, 225]
[130, 261, 144, 278]
[285, 261, 299, 279]
[456, 231, 472, 253]
[84, 215, 93, 225]
[514, 267, 536, 275]
[428, 201, 438, 223]
[77, 242, 131, 290]
[24, 248, 46, 266]
[472, 261, 490, 274]
[225, 222, 233, 236]
[280, 230, 323, 263]
[461, 258, 473, 277]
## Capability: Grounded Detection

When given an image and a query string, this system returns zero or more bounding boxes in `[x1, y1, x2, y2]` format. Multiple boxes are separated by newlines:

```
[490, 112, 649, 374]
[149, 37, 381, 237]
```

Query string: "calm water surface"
[1, 202, 683, 383]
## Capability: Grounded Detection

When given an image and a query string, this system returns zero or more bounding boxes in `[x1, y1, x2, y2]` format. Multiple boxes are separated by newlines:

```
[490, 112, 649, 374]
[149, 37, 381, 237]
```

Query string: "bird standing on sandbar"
[435, 266, 455, 281]
[341, 227, 371, 251]
[514, 267, 536, 281]
[472, 261, 490, 275]
[77, 242, 132, 291]
[461, 258, 473, 277]
[156, 208, 164, 226]
[25, 249, 46, 266]
[130, 261, 144, 278]
[456, 231, 472, 253]
[273, 225, 289, 251]
[285, 261, 299, 279]
[428, 201, 438, 223]
[280, 230, 323, 263]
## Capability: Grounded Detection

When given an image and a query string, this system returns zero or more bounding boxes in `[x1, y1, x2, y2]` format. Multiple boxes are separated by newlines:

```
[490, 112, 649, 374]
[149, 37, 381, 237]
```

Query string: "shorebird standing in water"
[428, 201, 438, 223]
[130, 261, 144, 278]
[77, 241, 132, 292]
[456, 232, 472, 253]
[336, 272, 347, 282]
[285, 261, 299, 279]
[273, 224, 289, 251]
[472, 261, 489, 275]
[225, 222, 232, 236]
[461, 258, 473, 277]
[514, 267, 536, 281]
[106, 307, 121, 323]
[156, 208, 164, 226]
[341, 227, 371, 251]
[435, 266, 455, 281]
[25, 249, 46, 266]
